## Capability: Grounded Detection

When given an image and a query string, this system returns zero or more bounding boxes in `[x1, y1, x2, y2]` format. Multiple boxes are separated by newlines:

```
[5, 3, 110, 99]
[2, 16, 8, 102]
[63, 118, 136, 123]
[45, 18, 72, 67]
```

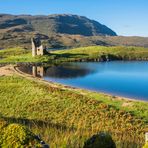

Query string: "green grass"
[0, 47, 53, 63]
[53, 46, 148, 62]
[1, 46, 148, 64]
[0, 75, 147, 147]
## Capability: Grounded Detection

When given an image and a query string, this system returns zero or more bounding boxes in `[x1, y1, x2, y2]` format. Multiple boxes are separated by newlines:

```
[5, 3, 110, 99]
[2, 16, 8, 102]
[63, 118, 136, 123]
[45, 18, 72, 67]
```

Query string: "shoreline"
[14, 64, 148, 103]
[1, 59, 148, 66]
[3, 65, 146, 103]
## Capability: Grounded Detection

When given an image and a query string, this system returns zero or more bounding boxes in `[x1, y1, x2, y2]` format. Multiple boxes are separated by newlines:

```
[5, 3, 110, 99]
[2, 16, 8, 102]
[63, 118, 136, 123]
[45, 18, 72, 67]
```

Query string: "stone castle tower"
[31, 37, 45, 57]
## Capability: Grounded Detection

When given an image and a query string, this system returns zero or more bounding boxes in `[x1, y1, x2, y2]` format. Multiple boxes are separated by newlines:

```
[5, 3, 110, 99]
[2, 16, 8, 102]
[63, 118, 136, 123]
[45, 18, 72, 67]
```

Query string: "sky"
[0, 0, 148, 37]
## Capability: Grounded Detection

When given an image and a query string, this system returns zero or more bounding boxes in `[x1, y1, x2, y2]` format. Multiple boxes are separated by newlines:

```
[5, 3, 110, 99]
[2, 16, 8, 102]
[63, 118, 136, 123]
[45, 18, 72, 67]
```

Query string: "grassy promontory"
[0, 67, 147, 147]
[1, 46, 148, 64]
[53, 46, 148, 62]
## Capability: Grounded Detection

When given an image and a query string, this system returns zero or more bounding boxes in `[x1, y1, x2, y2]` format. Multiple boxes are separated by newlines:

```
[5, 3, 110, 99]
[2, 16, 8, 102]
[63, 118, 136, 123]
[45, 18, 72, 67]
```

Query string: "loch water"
[19, 61, 148, 101]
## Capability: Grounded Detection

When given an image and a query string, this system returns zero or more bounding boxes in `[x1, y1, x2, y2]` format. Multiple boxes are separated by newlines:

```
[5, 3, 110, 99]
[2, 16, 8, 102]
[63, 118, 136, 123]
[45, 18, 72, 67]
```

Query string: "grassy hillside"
[0, 75, 147, 147]
[1, 46, 148, 64]
[53, 46, 148, 62]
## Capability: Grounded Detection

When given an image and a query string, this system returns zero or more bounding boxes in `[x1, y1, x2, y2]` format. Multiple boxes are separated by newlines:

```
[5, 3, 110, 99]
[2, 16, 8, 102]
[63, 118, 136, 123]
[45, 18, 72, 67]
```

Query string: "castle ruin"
[31, 37, 45, 57]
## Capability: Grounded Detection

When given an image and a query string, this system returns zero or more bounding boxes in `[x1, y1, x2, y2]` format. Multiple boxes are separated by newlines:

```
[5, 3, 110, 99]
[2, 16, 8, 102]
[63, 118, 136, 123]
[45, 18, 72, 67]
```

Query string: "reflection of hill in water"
[18, 66, 32, 75]
[18, 64, 97, 79]
[45, 65, 96, 78]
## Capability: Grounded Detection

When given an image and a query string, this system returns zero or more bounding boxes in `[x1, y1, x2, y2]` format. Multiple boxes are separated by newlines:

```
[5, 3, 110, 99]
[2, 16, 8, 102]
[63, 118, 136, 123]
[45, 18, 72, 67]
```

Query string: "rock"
[83, 132, 116, 148]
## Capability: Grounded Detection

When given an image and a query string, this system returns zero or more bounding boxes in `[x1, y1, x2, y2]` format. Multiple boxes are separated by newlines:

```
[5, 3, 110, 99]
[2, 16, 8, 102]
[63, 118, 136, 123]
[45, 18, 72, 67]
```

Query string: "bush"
[0, 119, 41, 147]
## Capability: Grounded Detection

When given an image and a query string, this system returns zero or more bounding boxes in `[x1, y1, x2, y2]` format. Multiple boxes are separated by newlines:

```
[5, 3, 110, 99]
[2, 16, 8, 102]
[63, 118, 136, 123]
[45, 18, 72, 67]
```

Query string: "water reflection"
[45, 64, 96, 78]
[18, 63, 97, 79]
[32, 66, 44, 77]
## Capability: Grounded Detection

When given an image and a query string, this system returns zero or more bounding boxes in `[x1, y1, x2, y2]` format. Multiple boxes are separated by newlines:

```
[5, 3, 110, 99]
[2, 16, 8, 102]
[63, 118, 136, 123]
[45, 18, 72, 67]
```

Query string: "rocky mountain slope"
[0, 14, 148, 48]
[0, 14, 117, 36]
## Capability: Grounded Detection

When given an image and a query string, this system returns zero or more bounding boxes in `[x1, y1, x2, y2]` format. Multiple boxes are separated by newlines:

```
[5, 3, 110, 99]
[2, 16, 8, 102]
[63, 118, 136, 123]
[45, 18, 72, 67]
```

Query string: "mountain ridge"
[0, 13, 117, 36]
[0, 14, 148, 48]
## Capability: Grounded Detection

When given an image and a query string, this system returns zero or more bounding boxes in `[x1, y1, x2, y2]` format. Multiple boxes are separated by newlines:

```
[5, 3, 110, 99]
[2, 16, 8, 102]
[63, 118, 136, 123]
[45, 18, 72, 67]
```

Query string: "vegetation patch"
[53, 46, 148, 62]
[0, 75, 147, 147]
[0, 119, 41, 147]
[0, 47, 52, 63]
[1, 46, 148, 64]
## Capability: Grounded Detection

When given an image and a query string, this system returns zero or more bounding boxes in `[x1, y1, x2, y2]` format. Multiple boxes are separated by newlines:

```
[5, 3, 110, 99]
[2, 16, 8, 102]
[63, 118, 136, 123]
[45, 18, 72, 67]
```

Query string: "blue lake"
[43, 61, 148, 101]
[19, 61, 148, 101]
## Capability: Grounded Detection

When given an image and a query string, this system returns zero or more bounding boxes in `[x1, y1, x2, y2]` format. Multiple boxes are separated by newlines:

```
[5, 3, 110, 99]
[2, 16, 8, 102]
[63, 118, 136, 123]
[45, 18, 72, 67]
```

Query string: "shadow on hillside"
[2, 116, 76, 131]
[50, 53, 88, 59]
[0, 116, 143, 147]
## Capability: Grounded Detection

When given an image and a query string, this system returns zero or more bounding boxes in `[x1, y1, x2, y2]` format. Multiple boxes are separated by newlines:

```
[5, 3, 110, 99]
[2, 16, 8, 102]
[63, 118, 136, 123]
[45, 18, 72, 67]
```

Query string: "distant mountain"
[0, 14, 117, 36]
[0, 14, 148, 48]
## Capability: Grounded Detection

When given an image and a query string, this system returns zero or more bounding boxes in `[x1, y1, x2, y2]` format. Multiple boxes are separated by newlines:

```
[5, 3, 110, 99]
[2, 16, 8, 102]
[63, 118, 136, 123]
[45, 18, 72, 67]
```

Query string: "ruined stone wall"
[31, 38, 36, 57]
[37, 45, 44, 56]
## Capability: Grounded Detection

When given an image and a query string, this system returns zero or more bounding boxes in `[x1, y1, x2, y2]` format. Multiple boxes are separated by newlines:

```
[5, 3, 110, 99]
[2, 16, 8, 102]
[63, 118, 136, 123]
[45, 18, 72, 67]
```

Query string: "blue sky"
[0, 0, 148, 37]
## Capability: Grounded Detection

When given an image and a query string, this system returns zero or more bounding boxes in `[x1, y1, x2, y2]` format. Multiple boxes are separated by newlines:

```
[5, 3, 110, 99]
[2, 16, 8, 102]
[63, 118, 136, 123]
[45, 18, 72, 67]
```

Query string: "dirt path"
[0, 65, 15, 76]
